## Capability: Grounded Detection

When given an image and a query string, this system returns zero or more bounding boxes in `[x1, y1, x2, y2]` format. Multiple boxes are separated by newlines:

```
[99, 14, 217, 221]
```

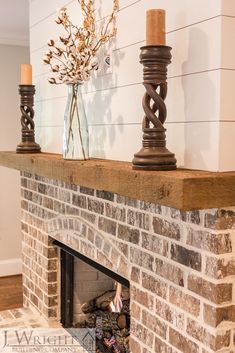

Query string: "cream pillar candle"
[21, 64, 32, 85]
[146, 9, 166, 45]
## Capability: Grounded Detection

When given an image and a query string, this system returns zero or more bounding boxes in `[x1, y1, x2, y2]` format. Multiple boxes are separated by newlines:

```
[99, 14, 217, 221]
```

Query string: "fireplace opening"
[54, 241, 130, 353]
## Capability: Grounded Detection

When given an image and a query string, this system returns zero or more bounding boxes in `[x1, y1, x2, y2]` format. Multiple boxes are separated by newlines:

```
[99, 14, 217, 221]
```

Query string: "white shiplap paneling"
[220, 69, 235, 121]
[219, 122, 235, 171]
[221, 0, 235, 16]
[32, 6, 222, 78]
[30, 0, 235, 171]
[35, 70, 221, 128]
[221, 16, 235, 70]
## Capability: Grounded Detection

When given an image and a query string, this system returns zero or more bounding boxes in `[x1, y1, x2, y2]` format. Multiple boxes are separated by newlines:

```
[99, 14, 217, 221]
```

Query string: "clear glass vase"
[63, 83, 89, 160]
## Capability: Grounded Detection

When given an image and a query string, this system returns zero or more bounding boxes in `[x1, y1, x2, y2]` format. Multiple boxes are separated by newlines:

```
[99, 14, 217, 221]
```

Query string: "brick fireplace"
[19, 170, 235, 353]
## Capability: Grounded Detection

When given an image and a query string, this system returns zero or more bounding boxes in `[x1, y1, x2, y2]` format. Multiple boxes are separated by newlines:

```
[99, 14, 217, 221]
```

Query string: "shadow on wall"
[83, 42, 125, 159]
[182, 27, 216, 170]
[34, 89, 58, 153]
[82, 2, 126, 159]
[34, 89, 43, 150]
[34, 79, 67, 153]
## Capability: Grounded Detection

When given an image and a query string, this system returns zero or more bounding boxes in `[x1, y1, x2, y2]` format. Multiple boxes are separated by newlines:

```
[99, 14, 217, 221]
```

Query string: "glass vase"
[63, 83, 89, 160]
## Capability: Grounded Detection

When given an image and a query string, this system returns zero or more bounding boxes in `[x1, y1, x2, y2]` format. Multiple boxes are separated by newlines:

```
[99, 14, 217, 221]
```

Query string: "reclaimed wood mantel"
[0, 151, 235, 210]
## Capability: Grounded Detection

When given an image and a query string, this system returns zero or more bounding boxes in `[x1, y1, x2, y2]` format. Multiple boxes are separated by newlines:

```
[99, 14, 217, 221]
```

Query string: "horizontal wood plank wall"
[29, 0, 235, 171]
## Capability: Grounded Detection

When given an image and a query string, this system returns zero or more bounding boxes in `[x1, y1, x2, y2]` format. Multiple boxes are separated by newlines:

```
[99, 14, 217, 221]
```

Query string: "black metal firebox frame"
[54, 240, 130, 328]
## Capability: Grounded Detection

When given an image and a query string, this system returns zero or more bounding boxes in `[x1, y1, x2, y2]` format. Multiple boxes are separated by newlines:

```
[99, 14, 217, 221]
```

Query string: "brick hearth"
[19, 171, 235, 353]
[0, 307, 49, 328]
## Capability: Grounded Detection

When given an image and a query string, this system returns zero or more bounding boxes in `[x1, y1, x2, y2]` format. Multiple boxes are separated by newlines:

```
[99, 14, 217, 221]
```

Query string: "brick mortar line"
[22, 261, 49, 288]
[233, 282, 235, 303]
[148, 251, 235, 286]
[131, 298, 209, 333]
[201, 251, 206, 279]
[132, 314, 208, 353]
[47, 214, 102, 232]
[168, 315, 233, 352]
[21, 187, 235, 252]
[22, 281, 58, 315]
[21, 193, 101, 220]
[31, 219, 233, 302]
[160, 313, 232, 353]
[49, 226, 109, 252]
[131, 270, 235, 308]
[229, 330, 234, 351]
[23, 268, 59, 298]
[153, 332, 189, 353]
[23, 199, 58, 218]
[21, 184, 58, 196]
[199, 252, 235, 260]
[60, 222, 235, 265]
[22, 245, 43, 264]
[22, 230, 55, 252]
[22, 259, 58, 288]
[0, 308, 46, 326]
[26, 183, 204, 226]
[50, 207, 234, 261]
[22, 229, 57, 252]
[21, 186, 132, 215]
[23, 261, 58, 290]
[22, 273, 44, 304]
[0, 310, 15, 321]
[131, 329, 173, 353]
[21, 188, 211, 235]
[126, 238, 235, 285]
[21, 183, 235, 239]
[21, 175, 63, 186]
[22, 210, 57, 230]
[21, 285, 235, 335]
[120, 227, 233, 265]
[21, 188, 67, 204]
[21, 177, 228, 212]
[50, 233, 126, 277]
[25, 299, 48, 322]
[22, 213, 235, 288]
[20, 180, 231, 233]
[182, 218, 235, 235]
[48, 220, 128, 259]
[21, 179, 77, 196]
[22, 239, 58, 262]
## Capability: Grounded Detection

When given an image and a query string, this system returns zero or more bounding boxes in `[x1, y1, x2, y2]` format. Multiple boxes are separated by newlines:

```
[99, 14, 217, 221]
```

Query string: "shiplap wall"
[30, 0, 235, 172]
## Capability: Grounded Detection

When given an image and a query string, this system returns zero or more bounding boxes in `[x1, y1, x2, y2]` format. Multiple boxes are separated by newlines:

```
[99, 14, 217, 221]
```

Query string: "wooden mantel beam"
[0, 151, 234, 211]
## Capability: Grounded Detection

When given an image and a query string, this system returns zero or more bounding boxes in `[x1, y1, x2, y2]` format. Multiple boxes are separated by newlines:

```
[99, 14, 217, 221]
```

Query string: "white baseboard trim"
[0, 258, 22, 277]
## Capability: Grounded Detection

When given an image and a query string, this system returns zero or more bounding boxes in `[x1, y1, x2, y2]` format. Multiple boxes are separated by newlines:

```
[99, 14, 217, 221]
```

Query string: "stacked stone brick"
[20, 172, 235, 353]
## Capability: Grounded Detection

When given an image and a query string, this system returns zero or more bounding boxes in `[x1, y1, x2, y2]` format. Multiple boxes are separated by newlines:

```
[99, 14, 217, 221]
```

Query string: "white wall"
[30, 0, 235, 172]
[0, 44, 29, 276]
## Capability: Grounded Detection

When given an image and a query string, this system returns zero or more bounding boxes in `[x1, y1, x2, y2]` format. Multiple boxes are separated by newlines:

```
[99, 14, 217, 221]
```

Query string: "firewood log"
[117, 313, 130, 329]
[81, 290, 116, 313]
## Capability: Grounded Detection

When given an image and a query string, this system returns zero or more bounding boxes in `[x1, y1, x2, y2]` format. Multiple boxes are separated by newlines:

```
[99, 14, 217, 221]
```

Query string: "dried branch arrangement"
[43, 0, 119, 84]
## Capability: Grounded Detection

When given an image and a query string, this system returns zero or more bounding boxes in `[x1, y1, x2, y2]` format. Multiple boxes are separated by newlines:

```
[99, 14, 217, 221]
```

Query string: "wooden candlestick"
[146, 9, 165, 45]
[16, 85, 41, 154]
[132, 9, 177, 171]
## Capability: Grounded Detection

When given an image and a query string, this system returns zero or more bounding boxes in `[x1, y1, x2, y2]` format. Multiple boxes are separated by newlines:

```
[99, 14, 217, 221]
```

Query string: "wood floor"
[0, 275, 23, 311]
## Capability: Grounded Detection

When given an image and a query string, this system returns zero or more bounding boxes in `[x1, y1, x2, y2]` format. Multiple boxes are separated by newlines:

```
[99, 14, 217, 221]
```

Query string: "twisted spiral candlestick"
[132, 46, 177, 170]
[16, 85, 41, 153]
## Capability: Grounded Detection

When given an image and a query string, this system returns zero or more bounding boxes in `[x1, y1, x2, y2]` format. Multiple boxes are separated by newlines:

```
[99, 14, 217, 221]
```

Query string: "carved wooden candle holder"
[132, 45, 177, 170]
[16, 85, 41, 153]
